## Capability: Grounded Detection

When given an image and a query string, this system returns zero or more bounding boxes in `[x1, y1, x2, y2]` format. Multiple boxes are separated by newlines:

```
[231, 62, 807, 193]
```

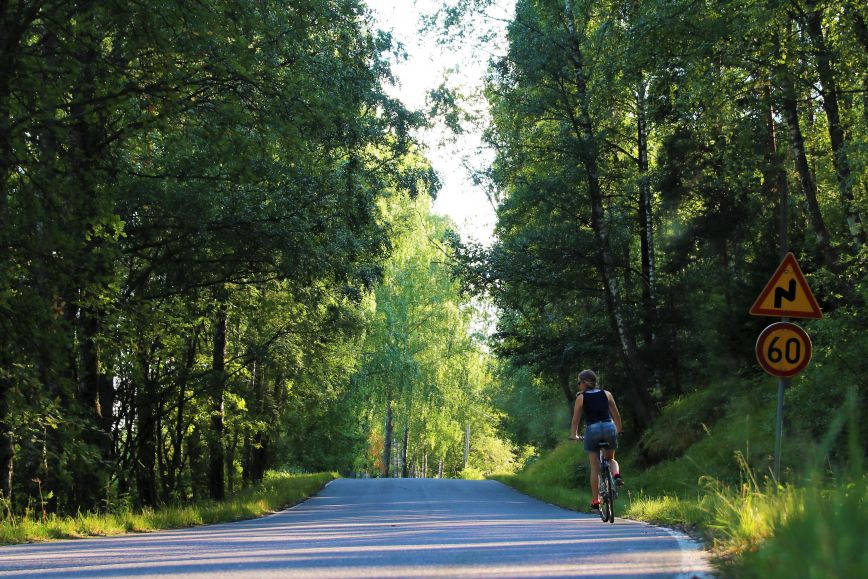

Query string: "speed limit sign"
[755, 322, 813, 377]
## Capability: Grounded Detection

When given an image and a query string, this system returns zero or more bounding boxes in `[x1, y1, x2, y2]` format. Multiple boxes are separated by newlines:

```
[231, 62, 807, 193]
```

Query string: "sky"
[365, 0, 511, 247]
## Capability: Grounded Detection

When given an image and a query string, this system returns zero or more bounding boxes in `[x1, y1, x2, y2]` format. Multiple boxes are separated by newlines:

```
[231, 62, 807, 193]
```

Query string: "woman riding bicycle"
[569, 369, 623, 511]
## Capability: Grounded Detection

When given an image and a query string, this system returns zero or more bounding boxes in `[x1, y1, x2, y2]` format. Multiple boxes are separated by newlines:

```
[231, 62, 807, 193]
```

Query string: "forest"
[0, 0, 865, 545]
[437, 0, 867, 457]
[0, 0, 511, 517]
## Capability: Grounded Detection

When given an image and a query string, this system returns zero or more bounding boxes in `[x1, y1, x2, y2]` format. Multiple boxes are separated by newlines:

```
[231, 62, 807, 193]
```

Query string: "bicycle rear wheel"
[598, 473, 609, 522]
[604, 471, 615, 523]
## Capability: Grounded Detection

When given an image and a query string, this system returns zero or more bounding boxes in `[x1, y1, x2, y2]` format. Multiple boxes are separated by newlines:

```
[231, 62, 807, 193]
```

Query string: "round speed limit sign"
[755, 322, 812, 377]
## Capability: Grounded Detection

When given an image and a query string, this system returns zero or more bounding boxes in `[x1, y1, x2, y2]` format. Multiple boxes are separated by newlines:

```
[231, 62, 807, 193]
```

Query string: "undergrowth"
[0, 471, 335, 545]
[493, 377, 867, 577]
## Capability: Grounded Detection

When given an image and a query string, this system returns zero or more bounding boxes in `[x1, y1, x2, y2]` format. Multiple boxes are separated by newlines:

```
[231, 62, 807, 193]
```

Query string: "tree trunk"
[0, 377, 13, 505]
[156, 411, 169, 501]
[383, 400, 393, 477]
[77, 307, 112, 510]
[242, 360, 257, 486]
[803, 2, 865, 246]
[251, 434, 269, 484]
[69, 1, 117, 512]
[400, 423, 410, 478]
[0, 8, 25, 233]
[845, 3, 868, 129]
[135, 350, 158, 508]
[249, 360, 270, 484]
[563, 0, 656, 430]
[226, 428, 238, 495]
[464, 422, 470, 469]
[775, 34, 836, 267]
[188, 423, 207, 501]
[558, 366, 573, 409]
[0, 67, 10, 233]
[167, 334, 195, 498]
[242, 434, 251, 487]
[636, 75, 656, 353]
[208, 304, 227, 501]
[762, 83, 791, 260]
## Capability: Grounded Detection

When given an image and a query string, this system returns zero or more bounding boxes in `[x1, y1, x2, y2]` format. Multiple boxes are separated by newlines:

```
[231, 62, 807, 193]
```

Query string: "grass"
[495, 444, 865, 576]
[492, 379, 868, 577]
[729, 479, 868, 578]
[0, 471, 335, 545]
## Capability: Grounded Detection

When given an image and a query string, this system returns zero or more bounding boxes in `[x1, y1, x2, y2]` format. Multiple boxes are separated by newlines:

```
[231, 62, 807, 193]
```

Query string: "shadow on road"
[0, 479, 710, 578]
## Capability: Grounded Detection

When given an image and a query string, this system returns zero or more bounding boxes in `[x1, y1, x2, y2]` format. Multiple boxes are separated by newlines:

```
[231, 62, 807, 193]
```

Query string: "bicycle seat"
[597, 441, 610, 449]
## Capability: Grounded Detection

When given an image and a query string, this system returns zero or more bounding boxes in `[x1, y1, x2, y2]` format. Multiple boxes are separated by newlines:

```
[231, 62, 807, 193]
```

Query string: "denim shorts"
[584, 420, 618, 452]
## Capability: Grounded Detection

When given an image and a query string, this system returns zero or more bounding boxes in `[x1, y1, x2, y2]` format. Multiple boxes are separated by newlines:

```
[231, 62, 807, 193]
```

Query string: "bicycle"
[595, 440, 616, 524]
[573, 435, 617, 523]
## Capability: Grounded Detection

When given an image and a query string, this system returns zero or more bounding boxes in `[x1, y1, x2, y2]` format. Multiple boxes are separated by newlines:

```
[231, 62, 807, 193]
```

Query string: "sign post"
[749, 252, 822, 480]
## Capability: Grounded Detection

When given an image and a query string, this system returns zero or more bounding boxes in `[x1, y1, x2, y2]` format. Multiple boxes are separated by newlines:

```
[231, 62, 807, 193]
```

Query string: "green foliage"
[0, 471, 334, 545]
[0, 0, 432, 514]
[440, 0, 868, 452]
[786, 276, 868, 449]
[492, 365, 570, 449]
[433, 1, 867, 574]
[344, 192, 513, 478]
[458, 467, 486, 480]
[518, 442, 583, 489]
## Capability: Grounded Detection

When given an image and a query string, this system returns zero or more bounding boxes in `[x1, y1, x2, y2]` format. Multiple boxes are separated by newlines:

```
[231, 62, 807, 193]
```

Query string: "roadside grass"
[495, 442, 865, 575]
[493, 380, 867, 577]
[727, 478, 868, 578]
[0, 471, 335, 545]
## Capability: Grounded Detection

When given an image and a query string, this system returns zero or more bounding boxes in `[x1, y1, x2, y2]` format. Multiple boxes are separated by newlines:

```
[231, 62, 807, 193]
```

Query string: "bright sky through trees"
[366, 0, 511, 246]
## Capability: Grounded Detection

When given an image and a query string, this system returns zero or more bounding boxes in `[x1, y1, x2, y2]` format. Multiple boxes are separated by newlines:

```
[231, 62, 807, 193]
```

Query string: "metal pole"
[775, 151, 788, 482]
[774, 377, 787, 481]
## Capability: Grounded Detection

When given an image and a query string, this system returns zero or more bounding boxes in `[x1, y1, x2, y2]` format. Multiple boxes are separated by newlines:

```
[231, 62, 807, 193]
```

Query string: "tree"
[346, 192, 507, 478]
[0, 0, 434, 513]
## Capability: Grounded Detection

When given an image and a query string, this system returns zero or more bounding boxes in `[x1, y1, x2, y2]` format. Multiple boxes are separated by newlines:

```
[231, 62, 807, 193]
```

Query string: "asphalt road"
[0, 478, 711, 578]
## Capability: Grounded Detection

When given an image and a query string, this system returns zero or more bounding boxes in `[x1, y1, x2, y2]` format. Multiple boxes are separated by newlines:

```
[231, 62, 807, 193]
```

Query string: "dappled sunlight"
[0, 479, 709, 578]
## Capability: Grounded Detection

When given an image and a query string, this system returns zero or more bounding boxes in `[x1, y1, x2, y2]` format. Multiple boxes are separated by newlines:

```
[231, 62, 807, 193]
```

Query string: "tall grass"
[496, 445, 865, 576]
[729, 478, 867, 578]
[493, 396, 867, 579]
[0, 471, 335, 545]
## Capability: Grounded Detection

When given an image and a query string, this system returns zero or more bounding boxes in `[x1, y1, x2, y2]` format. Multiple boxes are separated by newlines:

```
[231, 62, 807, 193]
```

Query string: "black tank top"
[581, 389, 611, 424]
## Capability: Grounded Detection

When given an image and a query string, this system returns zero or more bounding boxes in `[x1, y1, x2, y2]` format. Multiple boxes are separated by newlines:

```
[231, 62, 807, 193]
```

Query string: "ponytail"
[578, 369, 598, 388]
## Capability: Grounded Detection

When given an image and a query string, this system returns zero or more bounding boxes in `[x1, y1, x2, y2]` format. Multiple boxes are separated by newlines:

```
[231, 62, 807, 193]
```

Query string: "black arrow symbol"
[774, 279, 797, 308]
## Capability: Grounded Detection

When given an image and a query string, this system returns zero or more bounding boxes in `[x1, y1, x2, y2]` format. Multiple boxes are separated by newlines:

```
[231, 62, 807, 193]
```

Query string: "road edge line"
[631, 518, 715, 579]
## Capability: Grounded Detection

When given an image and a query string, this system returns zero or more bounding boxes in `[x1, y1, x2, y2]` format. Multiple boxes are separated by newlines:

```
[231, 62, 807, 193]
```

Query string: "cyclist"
[569, 369, 623, 511]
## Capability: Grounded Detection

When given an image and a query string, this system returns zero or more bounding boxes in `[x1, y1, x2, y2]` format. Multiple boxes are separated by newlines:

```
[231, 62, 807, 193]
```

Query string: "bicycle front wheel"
[604, 471, 615, 523]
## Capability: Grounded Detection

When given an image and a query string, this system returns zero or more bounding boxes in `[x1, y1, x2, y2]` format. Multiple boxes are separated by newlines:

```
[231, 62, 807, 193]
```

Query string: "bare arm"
[606, 391, 622, 433]
[570, 394, 583, 438]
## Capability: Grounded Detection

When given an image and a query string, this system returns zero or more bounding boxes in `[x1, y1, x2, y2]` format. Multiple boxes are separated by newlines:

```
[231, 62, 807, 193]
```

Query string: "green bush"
[458, 466, 486, 480]
[0, 471, 335, 545]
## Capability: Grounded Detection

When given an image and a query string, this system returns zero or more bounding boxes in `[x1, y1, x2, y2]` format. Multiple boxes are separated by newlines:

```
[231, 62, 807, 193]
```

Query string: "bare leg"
[604, 450, 620, 476]
[588, 452, 600, 503]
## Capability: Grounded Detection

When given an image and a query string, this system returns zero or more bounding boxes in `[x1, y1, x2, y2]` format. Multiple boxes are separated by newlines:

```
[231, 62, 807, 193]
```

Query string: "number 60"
[767, 336, 801, 364]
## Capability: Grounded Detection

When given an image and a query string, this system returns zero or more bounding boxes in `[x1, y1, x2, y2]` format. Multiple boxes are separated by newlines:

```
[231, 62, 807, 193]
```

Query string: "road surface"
[0, 478, 711, 577]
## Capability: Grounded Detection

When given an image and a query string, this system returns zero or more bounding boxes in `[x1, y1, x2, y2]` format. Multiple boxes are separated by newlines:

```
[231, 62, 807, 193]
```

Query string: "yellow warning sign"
[749, 253, 822, 319]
